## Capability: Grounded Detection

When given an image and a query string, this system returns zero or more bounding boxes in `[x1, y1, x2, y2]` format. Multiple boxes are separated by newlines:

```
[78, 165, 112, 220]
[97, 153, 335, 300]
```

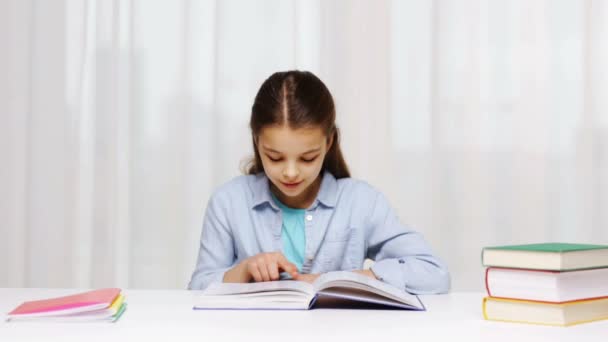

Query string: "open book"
[194, 271, 425, 310]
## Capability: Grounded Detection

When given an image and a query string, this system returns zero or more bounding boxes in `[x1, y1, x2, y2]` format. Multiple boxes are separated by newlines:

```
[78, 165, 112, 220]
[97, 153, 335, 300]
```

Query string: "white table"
[1, 288, 606, 342]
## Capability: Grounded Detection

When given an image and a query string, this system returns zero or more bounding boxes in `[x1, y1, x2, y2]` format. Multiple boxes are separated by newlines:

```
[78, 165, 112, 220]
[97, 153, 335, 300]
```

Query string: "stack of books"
[481, 242, 608, 326]
[6, 288, 127, 322]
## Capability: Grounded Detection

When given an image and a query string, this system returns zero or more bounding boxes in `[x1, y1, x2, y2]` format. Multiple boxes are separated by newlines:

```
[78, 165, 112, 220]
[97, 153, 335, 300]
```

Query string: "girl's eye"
[266, 155, 317, 163]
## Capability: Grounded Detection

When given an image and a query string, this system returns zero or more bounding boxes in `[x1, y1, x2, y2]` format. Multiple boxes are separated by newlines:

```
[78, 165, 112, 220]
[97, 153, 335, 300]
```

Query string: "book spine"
[485, 267, 492, 297]
[481, 297, 489, 320]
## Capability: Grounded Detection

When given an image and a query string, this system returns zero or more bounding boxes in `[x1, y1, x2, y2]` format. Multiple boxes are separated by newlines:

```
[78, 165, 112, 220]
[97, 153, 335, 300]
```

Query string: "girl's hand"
[293, 273, 320, 284]
[351, 269, 378, 279]
[224, 252, 298, 283]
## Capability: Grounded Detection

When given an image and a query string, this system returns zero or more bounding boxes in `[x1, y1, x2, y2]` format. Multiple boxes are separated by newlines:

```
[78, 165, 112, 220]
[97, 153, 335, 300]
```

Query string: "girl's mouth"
[281, 181, 302, 189]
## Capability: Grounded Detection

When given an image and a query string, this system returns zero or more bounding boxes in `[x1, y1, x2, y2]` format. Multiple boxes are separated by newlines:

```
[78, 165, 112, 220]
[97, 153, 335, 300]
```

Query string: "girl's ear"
[326, 130, 335, 151]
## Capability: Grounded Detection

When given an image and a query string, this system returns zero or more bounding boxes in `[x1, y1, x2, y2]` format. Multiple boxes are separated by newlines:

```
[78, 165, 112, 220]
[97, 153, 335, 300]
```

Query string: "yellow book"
[483, 296, 608, 326]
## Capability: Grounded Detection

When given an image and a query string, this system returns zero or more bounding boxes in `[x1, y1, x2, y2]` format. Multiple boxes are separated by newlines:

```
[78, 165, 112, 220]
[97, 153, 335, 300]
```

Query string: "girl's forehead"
[259, 125, 325, 151]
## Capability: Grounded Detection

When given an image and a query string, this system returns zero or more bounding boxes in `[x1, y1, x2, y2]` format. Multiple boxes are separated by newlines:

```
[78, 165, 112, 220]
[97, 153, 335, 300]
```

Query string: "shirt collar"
[250, 170, 338, 210]
[250, 173, 278, 210]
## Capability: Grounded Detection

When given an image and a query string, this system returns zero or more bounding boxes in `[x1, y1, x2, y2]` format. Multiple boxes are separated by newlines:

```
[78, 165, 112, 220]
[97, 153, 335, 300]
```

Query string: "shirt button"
[306, 215, 313, 221]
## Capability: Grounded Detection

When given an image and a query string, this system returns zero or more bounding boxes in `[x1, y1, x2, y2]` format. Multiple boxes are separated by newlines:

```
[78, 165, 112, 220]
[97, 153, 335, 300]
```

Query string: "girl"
[188, 71, 450, 294]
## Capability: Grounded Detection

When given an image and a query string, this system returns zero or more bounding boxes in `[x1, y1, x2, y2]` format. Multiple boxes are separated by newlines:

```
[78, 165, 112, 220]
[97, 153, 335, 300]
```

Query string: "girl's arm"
[188, 190, 299, 288]
[364, 191, 451, 294]
[188, 192, 236, 290]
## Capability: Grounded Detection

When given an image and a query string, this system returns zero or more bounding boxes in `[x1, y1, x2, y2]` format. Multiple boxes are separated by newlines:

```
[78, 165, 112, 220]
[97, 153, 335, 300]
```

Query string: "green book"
[481, 242, 608, 271]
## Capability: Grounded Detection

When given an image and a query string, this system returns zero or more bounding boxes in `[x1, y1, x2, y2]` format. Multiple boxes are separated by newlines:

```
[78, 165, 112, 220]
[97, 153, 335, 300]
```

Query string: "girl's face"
[257, 125, 332, 208]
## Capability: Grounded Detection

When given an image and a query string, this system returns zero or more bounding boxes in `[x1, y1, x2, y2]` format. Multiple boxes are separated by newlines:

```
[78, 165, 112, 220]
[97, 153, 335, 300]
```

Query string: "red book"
[8, 288, 121, 317]
[485, 267, 608, 303]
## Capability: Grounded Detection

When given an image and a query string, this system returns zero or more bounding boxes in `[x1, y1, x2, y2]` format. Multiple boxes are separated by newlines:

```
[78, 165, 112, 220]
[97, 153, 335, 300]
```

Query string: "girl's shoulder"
[215, 174, 255, 189]
[328, 175, 388, 210]
[208, 172, 384, 207]
[335, 176, 380, 197]
[207, 173, 265, 205]
[333, 177, 395, 215]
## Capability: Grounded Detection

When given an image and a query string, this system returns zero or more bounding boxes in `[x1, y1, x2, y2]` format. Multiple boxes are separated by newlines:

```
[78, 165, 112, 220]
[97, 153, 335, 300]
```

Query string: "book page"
[316, 287, 417, 309]
[313, 271, 422, 308]
[202, 280, 315, 296]
[196, 281, 315, 310]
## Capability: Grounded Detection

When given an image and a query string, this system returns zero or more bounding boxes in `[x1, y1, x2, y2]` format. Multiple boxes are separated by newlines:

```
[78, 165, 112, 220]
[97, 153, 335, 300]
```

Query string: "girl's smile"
[281, 180, 303, 189]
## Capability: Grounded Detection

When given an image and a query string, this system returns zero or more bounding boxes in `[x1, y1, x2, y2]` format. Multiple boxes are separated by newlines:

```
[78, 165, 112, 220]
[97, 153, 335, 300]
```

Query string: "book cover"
[7, 293, 127, 322]
[481, 242, 608, 271]
[484, 267, 608, 303]
[485, 243, 608, 253]
[8, 288, 122, 317]
[482, 296, 608, 327]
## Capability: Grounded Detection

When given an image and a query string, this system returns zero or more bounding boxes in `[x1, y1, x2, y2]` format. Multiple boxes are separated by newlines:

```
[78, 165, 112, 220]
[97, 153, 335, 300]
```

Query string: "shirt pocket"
[316, 227, 358, 270]
[324, 227, 353, 243]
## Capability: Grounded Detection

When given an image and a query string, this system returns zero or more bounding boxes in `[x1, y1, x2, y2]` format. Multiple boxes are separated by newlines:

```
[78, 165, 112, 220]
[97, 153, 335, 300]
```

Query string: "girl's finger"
[258, 261, 271, 282]
[248, 263, 263, 282]
[267, 262, 280, 280]
[277, 257, 298, 276]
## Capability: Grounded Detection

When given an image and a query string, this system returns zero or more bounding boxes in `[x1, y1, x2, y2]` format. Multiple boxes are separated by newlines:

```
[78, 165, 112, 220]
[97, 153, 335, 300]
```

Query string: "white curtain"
[1, 0, 607, 290]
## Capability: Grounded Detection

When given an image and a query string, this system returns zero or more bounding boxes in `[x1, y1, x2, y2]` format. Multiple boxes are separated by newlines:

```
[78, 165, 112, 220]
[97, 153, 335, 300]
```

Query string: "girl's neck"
[270, 174, 322, 209]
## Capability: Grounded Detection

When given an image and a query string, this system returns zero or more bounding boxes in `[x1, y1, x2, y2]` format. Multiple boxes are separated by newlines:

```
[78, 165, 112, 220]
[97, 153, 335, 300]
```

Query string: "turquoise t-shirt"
[272, 194, 306, 272]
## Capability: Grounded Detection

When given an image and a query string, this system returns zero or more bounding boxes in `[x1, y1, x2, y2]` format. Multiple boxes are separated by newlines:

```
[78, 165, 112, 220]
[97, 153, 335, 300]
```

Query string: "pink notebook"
[8, 288, 121, 317]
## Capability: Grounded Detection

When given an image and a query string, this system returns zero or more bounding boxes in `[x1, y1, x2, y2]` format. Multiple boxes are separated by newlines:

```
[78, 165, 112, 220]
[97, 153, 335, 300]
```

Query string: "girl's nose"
[282, 162, 299, 180]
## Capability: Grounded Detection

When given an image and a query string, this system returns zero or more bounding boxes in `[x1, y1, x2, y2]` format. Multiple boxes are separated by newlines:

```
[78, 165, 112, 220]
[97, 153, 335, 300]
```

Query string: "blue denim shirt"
[188, 171, 450, 294]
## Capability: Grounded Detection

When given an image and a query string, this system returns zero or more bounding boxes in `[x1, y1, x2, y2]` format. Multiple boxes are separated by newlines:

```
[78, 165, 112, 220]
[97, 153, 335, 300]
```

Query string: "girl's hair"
[245, 70, 350, 178]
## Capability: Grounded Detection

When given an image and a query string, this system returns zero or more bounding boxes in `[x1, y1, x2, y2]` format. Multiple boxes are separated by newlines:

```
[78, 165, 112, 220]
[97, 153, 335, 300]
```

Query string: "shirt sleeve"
[365, 190, 451, 294]
[188, 192, 235, 290]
